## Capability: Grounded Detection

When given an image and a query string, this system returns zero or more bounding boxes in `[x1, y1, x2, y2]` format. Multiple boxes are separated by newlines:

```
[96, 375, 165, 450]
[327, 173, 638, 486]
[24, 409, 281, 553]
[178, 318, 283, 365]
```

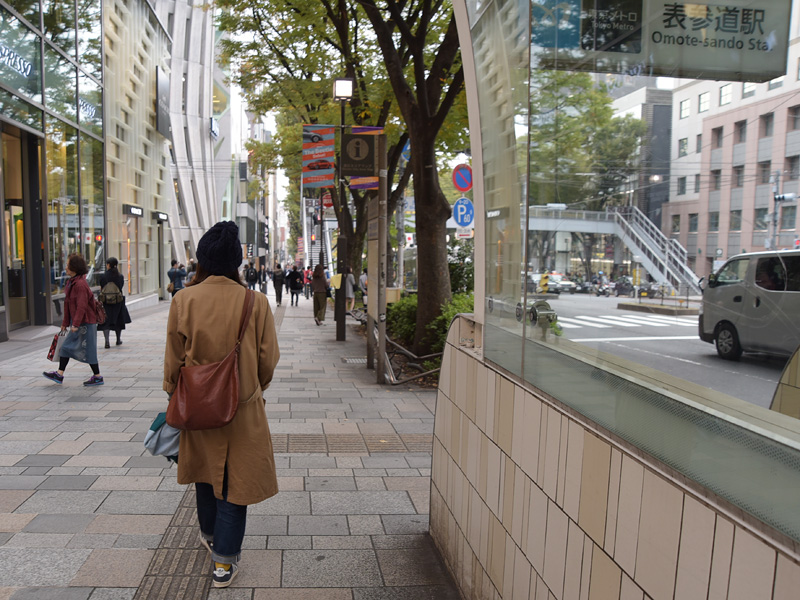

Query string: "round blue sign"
[453, 197, 474, 227]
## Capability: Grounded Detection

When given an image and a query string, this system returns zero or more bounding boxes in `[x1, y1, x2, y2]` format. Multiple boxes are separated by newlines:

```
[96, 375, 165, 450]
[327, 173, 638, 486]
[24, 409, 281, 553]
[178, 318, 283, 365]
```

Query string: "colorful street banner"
[349, 126, 383, 190]
[302, 125, 335, 188]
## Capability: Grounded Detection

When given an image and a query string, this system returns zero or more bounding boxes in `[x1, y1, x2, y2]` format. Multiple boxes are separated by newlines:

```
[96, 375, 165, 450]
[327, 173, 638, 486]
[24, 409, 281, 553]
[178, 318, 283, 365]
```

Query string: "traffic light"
[775, 193, 797, 202]
[311, 233, 316, 242]
[539, 273, 549, 293]
[95, 234, 103, 243]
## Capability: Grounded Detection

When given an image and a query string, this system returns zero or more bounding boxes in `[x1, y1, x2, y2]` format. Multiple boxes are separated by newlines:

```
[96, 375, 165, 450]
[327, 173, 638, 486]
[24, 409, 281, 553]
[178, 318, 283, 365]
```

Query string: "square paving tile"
[70, 548, 153, 587]
[15, 491, 109, 514]
[97, 491, 183, 515]
[84, 589, 136, 600]
[0, 476, 47, 490]
[84, 515, 171, 535]
[22, 514, 94, 534]
[311, 492, 415, 516]
[249, 492, 310, 516]
[289, 516, 348, 536]
[244, 515, 288, 536]
[351, 586, 461, 599]
[15, 456, 70, 467]
[37, 476, 98, 491]
[0, 548, 91, 586]
[229, 549, 281, 588]
[375, 546, 454, 586]
[304, 477, 357, 491]
[253, 590, 352, 600]
[7, 587, 94, 599]
[282, 549, 382, 587]
[380, 515, 429, 535]
[267, 536, 312, 550]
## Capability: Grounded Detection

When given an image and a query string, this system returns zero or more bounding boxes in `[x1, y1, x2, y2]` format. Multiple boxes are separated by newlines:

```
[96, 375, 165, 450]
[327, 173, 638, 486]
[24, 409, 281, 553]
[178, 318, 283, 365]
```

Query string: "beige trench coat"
[163, 276, 280, 506]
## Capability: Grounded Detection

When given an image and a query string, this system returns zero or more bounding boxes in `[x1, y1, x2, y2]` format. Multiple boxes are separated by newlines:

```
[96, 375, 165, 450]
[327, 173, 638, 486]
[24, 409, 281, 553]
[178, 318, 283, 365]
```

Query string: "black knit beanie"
[196, 221, 242, 275]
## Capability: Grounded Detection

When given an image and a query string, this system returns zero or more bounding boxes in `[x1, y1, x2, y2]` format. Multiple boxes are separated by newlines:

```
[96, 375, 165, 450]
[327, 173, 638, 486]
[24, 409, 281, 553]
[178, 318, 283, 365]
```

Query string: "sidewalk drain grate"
[342, 357, 367, 364]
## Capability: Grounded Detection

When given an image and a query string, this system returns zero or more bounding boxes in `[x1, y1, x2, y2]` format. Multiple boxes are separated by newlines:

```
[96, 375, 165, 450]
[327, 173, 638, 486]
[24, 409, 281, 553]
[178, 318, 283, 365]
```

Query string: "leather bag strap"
[235, 290, 255, 349]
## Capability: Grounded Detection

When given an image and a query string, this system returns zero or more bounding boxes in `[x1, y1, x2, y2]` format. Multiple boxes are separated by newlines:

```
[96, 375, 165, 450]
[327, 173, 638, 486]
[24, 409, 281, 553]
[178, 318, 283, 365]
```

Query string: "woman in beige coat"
[163, 221, 279, 588]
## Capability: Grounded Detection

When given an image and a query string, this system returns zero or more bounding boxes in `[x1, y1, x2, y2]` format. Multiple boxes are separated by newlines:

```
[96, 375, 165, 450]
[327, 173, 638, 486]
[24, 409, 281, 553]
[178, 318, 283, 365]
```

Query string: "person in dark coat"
[272, 264, 285, 307]
[98, 257, 132, 348]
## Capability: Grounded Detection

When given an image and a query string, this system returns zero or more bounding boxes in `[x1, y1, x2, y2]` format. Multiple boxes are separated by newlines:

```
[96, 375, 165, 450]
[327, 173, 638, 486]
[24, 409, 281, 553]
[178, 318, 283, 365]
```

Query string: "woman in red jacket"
[43, 253, 104, 386]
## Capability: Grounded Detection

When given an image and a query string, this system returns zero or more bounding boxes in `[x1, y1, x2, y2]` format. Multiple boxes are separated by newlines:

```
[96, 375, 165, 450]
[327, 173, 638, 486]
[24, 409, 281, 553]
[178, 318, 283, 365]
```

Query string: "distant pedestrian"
[186, 259, 197, 284]
[259, 265, 268, 293]
[344, 266, 356, 313]
[98, 257, 131, 348]
[168, 260, 186, 297]
[287, 266, 304, 306]
[163, 220, 280, 589]
[43, 253, 104, 386]
[284, 266, 291, 294]
[359, 268, 368, 307]
[311, 264, 329, 326]
[272, 264, 285, 307]
[303, 266, 312, 299]
[245, 262, 259, 290]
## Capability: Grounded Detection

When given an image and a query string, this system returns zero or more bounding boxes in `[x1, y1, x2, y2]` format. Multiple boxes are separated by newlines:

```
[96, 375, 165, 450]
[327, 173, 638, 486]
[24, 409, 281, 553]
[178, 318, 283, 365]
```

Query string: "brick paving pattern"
[0, 293, 459, 599]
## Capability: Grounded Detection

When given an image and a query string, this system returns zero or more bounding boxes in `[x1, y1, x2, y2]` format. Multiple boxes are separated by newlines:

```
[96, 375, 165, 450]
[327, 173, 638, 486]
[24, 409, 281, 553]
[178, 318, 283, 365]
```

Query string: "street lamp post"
[333, 78, 353, 342]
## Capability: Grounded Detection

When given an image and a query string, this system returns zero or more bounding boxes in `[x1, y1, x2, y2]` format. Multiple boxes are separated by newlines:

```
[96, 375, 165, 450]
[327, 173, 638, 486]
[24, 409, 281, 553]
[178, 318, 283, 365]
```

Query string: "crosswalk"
[557, 314, 698, 329]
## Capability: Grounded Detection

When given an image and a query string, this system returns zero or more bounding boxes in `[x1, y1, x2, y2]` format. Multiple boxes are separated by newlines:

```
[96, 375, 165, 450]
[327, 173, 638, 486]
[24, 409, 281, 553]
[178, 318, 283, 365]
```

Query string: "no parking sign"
[452, 164, 472, 193]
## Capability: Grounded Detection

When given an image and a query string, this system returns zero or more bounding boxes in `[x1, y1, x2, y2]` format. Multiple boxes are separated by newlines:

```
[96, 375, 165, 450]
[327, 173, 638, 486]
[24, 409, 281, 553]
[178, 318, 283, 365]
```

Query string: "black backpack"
[247, 267, 258, 282]
[99, 281, 123, 304]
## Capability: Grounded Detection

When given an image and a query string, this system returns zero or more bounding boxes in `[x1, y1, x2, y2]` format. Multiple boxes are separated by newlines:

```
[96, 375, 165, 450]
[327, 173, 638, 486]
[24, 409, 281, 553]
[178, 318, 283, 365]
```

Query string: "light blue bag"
[144, 412, 180, 463]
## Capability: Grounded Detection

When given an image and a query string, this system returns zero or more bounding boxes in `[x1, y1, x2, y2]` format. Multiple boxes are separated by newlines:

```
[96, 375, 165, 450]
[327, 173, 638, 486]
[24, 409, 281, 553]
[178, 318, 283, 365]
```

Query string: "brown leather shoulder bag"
[166, 289, 255, 430]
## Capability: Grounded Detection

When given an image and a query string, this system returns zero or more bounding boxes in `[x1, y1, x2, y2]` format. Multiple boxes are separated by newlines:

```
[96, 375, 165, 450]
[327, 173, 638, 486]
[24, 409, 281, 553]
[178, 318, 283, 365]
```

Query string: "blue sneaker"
[212, 564, 238, 588]
[43, 371, 64, 385]
[83, 375, 104, 386]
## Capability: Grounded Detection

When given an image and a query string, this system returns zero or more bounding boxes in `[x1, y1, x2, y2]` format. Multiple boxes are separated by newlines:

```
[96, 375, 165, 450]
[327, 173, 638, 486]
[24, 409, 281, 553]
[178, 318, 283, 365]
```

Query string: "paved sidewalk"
[0, 291, 459, 599]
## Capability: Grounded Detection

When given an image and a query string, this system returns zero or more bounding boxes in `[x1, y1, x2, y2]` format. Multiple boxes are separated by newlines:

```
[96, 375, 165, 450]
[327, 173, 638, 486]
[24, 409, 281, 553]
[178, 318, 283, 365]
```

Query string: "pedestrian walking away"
[284, 266, 291, 294]
[43, 253, 104, 386]
[272, 264, 285, 306]
[245, 261, 259, 290]
[163, 220, 280, 589]
[359, 267, 368, 307]
[303, 265, 312, 299]
[344, 266, 356, 313]
[167, 260, 186, 296]
[98, 256, 131, 348]
[311, 263, 329, 325]
[259, 264, 268, 294]
[287, 265, 304, 306]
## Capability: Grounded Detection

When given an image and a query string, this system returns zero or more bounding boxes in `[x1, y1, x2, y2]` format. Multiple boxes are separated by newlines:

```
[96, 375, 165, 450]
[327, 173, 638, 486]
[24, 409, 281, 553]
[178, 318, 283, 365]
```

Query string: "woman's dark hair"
[106, 257, 119, 271]
[67, 253, 88, 276]
[313, 264, 325, 279]
[186, 263, 244, 288]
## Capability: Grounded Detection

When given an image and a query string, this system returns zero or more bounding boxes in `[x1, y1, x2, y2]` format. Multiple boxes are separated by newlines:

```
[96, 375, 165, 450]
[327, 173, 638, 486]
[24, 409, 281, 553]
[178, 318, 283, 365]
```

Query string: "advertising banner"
[302, 125, 335, 188]
[350, 127, 383, 190]
[531, 0, 792, 82]
[156, 67, 171, 139]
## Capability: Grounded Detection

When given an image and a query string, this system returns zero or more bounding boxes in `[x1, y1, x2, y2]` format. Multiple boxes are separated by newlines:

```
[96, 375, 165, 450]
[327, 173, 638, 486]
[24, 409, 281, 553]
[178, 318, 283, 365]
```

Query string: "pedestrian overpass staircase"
[529, 205, 702, 295]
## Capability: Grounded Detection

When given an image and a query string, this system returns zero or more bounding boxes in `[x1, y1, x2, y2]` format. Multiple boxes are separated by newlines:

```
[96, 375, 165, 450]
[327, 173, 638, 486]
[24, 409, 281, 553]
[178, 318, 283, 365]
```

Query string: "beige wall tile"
[564, 520, 585, 600]
[504, 533, 516, 599]
[521, 393, 542, 483]
[511, 386, 526, 465]
[480, 499, 491, 567]
[604, 449, 622, 557]
[556, 417, 570, 507]
[728, 528, 776, 600]
[588, 548, 621, 600]
[503, 456, 516, 527]
[496, 376, 515, 455]
[620, 574, 644, 600]
[614, 456, 644, 575]
[634, 470, 683, 600]
[468, 488, 482, 554]
[511, 466, 527, 545]
[460, 414, 470, 468]
[455, 350, 468, 413]
[543, 501, 569, 598]
[487, 440, 502, 517]
[537, 406, 549, 485]
[536, 574, 550, 600]
[488, 511, 507, 594]
[563, 420, 584, 522]
[450, 403, 462, 462]
[466, 357, 479, 423]
[450, 347, 458, 402]
[578, 432, 611, 547]
[522, 478, 533, 550]
[513, 544, 533, 600]
[440, 346, 452, 397]
[434, 392, 448, 445]
[479, 434, 489, 501]
[674, 496, 715, 600]
[526, 483, 549, 574]
[543, 407, 562, 501]
[475, 363, 487, 425]
[486, 370, 496, 436]
[467, 421, 481, 488]
[707, 517, 734, 600]
[580, 536, 593, 600]
[774, 555, 800, 600]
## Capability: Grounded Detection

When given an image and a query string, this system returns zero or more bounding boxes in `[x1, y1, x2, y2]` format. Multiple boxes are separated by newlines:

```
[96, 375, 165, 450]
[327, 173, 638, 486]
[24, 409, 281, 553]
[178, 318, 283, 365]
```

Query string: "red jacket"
[62, 275, 97, 328]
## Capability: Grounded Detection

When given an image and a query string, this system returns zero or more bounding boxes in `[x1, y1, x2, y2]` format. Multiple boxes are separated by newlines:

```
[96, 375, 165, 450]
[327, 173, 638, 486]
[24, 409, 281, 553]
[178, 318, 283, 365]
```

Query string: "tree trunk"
[411, 138, 452, 354]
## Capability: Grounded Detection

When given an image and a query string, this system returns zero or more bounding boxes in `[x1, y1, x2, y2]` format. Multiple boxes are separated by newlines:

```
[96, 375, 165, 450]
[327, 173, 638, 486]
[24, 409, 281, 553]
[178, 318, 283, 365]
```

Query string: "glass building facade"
[0, 0, 104, 338]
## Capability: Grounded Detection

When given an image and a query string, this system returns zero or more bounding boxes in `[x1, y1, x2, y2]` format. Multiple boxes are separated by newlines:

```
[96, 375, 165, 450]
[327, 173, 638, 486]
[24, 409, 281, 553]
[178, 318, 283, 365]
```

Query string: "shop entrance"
[2, 128, 29, 328]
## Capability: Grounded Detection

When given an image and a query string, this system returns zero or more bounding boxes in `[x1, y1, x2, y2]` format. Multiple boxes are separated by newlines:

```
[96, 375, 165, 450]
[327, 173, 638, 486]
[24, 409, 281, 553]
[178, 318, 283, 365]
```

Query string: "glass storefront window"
[43, 45, 77, 122]
[79, 134, 104, 283]
[78, 71, 102, 137]
[0, 6, 43, 103]
[7, 0, 40, 28]
[0, 87, 42, 130]
[76, 0, 102, 81]
[45, 117, 79, 295]
[42, 0, 75, 56]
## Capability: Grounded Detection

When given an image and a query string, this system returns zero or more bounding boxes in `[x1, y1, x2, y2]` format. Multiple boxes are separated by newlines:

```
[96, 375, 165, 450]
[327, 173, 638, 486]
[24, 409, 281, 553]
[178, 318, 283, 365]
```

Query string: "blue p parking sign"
[453, 197, 474, 227]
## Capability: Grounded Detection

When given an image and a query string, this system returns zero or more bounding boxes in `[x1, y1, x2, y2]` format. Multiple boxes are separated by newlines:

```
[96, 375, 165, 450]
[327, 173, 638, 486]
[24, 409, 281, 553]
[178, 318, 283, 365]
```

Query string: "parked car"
[699, 250, 800, 360]
[613, 276, 636, 297]
[524, 272, 560, 294]
[549, 272, 576, 294]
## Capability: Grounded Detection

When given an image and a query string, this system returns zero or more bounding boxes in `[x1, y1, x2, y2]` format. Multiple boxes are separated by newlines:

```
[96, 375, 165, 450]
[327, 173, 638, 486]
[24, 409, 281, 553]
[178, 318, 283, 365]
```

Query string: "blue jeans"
[195, 471, 247, 564]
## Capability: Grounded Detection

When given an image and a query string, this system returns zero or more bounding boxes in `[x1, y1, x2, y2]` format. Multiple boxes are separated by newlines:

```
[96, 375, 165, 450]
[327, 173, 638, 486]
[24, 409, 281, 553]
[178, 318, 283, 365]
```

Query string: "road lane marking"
[558, 317, 611, 328]
[606, 316, 670, 327]
[570, 335, 698, 342]
[575, 316, 638, 327]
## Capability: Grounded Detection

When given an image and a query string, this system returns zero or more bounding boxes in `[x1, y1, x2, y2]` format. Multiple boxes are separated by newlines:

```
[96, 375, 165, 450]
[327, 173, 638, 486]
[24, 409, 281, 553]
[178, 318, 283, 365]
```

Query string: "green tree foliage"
[448, 238, 474, 294]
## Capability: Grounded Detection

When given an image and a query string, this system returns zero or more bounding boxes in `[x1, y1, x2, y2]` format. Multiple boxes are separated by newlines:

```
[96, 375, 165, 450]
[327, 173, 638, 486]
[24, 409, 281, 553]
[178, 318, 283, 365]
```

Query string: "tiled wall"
[771, 349, 800, 419]
[431, 316, 800, 600]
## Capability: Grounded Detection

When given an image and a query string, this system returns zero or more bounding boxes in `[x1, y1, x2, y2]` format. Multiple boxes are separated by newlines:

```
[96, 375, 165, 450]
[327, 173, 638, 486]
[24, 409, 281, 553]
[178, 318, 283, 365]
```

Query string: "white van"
[699, 250, 800, 360]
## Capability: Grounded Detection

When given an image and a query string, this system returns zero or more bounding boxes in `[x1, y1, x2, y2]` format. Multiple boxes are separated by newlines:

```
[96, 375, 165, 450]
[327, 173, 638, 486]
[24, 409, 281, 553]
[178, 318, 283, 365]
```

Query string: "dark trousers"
[195, 474, 247, 564]
[290, 289, 300, 305]
[59, 357, 99, 375]
[273, 285, 283, 305]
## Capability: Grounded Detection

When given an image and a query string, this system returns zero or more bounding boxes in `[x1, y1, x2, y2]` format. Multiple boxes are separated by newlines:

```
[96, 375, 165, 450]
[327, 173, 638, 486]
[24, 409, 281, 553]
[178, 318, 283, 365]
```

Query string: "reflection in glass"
[80, 135, 105, 283]
[0, 88, 43, 130]
[46, 117, 79, 295]
[76, 0, 102, 80]
[42, 0, 75, 55]
[0, 6, 43, 102]
[7, 0, 40, 27]
[44, 46, 77, 122]
[78, 70, 102, 136]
